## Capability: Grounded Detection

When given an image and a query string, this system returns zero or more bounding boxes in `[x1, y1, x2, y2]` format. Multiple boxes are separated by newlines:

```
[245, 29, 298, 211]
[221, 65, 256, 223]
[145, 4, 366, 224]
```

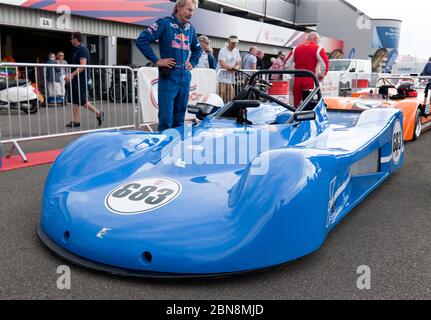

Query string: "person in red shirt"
[284, 32, 330, 107]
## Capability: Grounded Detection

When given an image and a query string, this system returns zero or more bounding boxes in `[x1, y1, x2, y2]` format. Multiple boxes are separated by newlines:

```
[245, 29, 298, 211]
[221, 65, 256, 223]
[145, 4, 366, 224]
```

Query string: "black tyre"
[88, 86, 101, 101]
[29, 100, 39, 114]
[413, 109, 422, 141]
[109, 83, 127, 103]
[19, 101, 38, 114]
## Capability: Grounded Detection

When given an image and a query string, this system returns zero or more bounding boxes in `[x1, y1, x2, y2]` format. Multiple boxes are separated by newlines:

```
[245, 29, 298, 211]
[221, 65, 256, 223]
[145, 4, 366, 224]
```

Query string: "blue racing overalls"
[136, 14, 202, 131]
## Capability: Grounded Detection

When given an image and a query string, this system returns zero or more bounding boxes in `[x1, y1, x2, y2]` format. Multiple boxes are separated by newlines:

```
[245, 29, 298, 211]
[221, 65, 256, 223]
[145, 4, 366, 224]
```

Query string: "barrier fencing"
[216, 69, 431, 102]
[0, 62, 153, 163]
[1, 62, 430, 167]
[322, 72, 431, 97]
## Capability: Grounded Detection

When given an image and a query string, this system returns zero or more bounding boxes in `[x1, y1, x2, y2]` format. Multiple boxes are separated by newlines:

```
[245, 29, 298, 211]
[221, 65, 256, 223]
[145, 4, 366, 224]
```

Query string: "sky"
[346, 0, 430, 59]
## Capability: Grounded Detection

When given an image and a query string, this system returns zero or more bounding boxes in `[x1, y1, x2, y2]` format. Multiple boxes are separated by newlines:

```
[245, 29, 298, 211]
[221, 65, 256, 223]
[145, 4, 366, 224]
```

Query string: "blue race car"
[38, 70, 404, 278]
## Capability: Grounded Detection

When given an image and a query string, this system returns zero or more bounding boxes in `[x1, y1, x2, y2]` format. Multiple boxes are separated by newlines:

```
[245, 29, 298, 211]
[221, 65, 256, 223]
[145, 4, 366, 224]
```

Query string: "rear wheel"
[413, 109, 422, 141]
[19, 100, 39, 114]
[29, 100, 39, 114]
[88, 86, 101, 101]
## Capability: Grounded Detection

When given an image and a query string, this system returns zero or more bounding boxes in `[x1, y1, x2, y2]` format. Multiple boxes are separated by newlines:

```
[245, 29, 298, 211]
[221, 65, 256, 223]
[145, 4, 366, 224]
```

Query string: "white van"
[392, 61, 427, 76]
[329, 59, 372, 74]
[326, 59, 372, 96]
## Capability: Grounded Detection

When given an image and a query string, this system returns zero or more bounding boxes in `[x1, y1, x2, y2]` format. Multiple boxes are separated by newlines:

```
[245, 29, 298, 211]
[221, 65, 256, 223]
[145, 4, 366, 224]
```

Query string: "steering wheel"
[377, 78, 397, 89]
[233, 68, 273, 88]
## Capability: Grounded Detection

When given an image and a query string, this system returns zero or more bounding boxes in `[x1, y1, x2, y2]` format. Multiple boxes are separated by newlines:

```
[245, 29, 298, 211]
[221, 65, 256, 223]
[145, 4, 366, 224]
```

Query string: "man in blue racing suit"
[136, 0, 201, 131]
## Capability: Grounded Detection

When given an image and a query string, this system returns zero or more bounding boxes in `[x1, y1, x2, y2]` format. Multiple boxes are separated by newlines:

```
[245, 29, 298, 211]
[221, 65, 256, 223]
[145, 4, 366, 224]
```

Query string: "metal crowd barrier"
[215, 69, 431, 104]
[324, 72, 431, 97]
[0, 63, 153, 164]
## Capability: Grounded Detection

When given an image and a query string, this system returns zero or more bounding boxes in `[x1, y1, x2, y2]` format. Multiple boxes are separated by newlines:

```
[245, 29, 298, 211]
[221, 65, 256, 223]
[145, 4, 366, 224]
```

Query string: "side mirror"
[349, 68, 356, 72]
[219, 100, 260, 119]
[294, 110, 316, 122]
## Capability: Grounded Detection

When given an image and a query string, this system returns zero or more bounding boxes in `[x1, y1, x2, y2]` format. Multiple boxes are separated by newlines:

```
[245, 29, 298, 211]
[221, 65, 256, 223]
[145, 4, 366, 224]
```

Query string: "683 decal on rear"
[392, 120, 403, 165]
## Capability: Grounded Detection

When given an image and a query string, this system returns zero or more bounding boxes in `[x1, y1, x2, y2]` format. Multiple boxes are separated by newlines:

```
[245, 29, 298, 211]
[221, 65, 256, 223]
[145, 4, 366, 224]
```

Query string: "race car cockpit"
[389, 81, 418, 100]
[215, 70, 322, 125]
[375, 77, 418, 100]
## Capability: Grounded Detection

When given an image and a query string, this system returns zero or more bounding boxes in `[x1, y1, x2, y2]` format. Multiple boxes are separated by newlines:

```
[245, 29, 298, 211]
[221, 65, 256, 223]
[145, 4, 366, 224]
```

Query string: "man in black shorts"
[65, 32, 103, 128]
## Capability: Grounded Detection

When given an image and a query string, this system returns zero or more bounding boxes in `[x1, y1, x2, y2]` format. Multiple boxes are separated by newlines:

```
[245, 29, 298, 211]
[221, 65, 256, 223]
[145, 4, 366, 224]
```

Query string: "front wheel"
[413, 109, 422, 141]
[109, 83, 127, 103]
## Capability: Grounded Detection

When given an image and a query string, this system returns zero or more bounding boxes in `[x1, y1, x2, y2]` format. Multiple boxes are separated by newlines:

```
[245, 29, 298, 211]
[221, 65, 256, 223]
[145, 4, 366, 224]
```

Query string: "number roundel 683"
[105, 178, 182, 215]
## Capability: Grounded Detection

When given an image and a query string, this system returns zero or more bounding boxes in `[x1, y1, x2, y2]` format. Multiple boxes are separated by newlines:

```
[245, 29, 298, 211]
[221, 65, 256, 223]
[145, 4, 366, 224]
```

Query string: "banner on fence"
[137, 68, 217, 124]
[321, 73, 341, 97]
[322, 73, 376, 97]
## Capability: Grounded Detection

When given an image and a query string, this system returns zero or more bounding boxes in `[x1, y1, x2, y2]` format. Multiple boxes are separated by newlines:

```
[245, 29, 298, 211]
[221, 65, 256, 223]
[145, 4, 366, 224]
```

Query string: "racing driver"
[136, 0, 202, 131]
[284, 32, 330, 107]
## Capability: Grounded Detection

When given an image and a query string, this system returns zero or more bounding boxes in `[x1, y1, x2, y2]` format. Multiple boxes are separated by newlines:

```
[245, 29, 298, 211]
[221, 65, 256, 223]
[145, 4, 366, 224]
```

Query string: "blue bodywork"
[39, 72, 405, 278]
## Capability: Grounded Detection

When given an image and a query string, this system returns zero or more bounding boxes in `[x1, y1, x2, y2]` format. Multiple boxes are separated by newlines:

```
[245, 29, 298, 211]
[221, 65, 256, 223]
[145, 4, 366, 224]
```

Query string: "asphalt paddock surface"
[0, 134, 431, 300]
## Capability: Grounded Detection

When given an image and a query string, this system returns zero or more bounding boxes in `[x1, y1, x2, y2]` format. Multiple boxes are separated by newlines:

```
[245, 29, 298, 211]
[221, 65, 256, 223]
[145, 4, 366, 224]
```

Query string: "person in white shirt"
[56, 52, 68, 97]
[217, 35, 241, 103]
[196, 35, 216, 69]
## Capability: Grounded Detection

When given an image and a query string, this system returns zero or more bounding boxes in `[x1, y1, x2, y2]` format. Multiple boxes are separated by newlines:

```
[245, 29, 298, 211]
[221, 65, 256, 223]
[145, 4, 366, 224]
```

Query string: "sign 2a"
[40, 17, 53, 29]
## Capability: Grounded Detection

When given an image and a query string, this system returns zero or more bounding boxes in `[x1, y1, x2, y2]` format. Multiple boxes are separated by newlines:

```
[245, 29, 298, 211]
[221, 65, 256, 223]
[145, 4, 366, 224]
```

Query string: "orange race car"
[325, 76, 431, 141]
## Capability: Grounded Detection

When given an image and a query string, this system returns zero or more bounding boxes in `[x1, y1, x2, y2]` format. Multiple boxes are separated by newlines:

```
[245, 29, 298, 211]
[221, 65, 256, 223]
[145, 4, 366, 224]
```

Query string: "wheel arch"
[394, 100, 420, 141]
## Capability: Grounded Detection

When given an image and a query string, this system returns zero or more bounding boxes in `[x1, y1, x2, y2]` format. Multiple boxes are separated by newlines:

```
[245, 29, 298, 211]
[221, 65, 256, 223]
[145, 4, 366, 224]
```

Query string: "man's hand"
[186, 61, 193, 70]
[156, 58, 176, 68]
[64, 74, 73, 82]
[318, 74, 325, 81]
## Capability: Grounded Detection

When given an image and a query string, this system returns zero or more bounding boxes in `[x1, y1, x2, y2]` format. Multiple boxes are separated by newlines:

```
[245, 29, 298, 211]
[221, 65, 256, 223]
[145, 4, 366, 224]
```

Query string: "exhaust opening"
[63, 231, 71, 243]
[141, 251, 153, 265]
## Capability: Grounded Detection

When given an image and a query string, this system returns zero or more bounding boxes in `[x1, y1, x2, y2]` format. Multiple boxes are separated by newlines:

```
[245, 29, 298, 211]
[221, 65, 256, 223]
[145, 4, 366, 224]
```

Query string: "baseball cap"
[199, 35, 210, 44]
